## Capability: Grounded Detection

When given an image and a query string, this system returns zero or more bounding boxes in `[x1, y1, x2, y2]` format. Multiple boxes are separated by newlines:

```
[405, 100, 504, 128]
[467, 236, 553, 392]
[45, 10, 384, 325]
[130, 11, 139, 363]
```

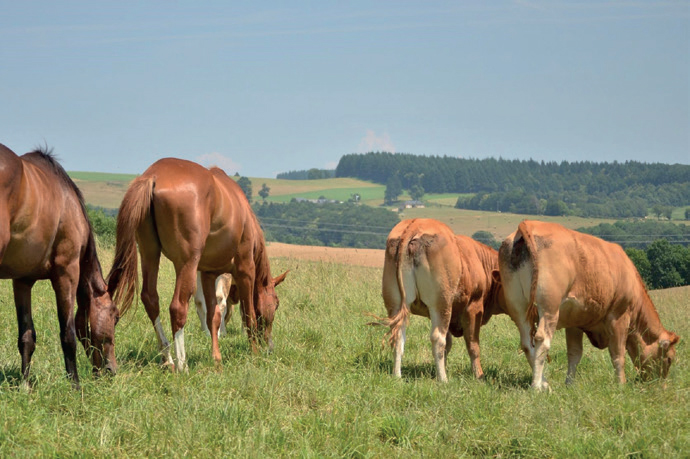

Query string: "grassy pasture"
[0, 243, 687, 457]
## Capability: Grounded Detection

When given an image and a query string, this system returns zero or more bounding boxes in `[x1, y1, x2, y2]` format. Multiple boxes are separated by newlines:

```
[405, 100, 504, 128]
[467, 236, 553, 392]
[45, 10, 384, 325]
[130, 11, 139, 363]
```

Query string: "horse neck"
[78, 234, 108, 300]
[246, 212, 272, 287]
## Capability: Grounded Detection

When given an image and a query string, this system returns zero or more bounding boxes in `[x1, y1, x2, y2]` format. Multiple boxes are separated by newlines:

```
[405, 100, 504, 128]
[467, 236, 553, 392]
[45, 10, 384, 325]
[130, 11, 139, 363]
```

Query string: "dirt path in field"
[266, 242, 384, 268]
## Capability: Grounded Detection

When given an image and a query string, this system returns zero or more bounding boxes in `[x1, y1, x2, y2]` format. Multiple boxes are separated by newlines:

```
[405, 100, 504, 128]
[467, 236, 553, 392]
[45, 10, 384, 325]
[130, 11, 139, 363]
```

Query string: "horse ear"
[491, 269, 501, 284]
[273, 270, 289, 287]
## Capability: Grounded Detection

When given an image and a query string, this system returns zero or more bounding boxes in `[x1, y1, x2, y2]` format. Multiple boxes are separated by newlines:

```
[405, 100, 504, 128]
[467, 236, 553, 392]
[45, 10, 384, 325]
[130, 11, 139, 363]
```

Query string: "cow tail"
[106, 176, 155, 316]
[518, 221, 540, 342]
[384, 237, 411, 348]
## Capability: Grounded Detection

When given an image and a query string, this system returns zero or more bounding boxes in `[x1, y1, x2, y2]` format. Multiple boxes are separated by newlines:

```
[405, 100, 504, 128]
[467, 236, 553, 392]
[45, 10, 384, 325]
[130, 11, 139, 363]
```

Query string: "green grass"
[0, 244, 687, 457]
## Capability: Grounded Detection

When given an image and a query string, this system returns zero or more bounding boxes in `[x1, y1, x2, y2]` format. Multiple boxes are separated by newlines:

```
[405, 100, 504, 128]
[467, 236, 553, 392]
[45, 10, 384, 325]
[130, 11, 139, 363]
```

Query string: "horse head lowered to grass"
[107, 157, 287, 372]
[0, 143, 119, 388]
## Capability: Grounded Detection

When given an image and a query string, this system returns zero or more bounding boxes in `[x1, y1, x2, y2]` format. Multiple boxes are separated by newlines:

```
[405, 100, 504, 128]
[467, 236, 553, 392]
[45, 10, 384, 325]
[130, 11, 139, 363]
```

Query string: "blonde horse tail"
[106, 176, 154, 315]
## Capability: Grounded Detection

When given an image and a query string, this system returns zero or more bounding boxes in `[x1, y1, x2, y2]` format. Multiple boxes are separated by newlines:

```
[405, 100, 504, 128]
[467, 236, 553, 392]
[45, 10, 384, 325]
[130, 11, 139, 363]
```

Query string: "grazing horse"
[0, 143, 119, 388]
[107, 158, 287, 372]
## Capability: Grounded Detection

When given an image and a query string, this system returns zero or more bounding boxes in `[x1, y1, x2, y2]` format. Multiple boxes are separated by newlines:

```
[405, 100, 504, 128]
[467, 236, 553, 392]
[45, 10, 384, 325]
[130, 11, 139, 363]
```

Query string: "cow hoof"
[531, 381, 551, 392]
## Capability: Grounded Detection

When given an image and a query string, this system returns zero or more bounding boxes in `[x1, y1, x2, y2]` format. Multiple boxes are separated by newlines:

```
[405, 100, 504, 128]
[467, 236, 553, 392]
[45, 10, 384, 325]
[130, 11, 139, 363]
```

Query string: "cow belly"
[557, 295, 607, 330]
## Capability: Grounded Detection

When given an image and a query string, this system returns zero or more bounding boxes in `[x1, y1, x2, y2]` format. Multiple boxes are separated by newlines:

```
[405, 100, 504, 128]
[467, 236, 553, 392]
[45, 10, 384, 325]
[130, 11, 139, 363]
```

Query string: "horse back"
[0, 147, 90, 278]
[142, 158, 251, 273]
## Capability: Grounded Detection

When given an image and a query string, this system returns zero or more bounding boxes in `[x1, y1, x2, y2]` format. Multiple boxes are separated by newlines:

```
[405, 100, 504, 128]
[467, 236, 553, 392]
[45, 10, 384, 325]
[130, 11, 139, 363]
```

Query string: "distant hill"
[336, 152, 690, 218]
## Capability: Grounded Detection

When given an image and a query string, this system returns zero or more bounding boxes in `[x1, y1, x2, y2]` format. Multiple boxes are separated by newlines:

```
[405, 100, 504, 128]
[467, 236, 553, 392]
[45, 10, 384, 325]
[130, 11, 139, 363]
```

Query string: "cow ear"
[273, 270, 289, 287]
[491, 269, 501, 285]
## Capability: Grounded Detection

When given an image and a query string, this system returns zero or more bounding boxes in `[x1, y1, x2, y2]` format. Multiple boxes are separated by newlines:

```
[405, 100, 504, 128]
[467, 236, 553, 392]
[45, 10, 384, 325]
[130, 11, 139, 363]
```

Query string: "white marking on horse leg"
[218, 297, 227, 337]
[174, 328, 188, 373]
[153, 317, 174, 367]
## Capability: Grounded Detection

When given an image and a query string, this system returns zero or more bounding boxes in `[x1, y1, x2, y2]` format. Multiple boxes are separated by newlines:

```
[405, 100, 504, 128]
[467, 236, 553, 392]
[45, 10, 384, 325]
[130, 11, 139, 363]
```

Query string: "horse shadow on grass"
[115, 328, 252, 373]
[0, 366, 26, 389]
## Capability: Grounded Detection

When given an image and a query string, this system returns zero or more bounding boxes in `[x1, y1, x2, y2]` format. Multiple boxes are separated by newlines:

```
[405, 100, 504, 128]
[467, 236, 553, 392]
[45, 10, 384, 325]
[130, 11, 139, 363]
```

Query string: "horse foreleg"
[194, 272, 211, 337]
[13, 279, 36, 386]
[200, 273, 222, 364]
[236, 275, 259, 353]
[51, 262, 81, 389]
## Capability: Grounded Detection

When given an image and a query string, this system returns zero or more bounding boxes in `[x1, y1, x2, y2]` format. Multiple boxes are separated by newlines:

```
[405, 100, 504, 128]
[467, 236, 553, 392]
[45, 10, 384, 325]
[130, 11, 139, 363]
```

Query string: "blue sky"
[1, 1, 688, 177]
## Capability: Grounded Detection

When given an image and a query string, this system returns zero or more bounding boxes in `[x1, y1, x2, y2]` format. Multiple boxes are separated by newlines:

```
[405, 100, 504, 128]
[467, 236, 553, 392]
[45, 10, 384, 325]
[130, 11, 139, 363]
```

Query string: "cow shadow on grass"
[351, 349, 532, 387]
[480, 366, 533, 390]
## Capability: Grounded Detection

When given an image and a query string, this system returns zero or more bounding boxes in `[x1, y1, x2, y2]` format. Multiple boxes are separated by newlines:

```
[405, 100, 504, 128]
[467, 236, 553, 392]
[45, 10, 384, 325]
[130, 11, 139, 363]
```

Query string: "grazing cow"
[193, 272, 239, 337]
[375, 218, 505, 382]
[497, 220, 680, 390]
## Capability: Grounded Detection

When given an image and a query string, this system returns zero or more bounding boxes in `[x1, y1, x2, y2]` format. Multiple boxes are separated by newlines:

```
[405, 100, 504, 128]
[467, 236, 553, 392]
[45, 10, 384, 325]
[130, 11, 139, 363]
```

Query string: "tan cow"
[194, 272, 239, 338]
[375, 218, 505, 382]
[497, 220, 679, 390]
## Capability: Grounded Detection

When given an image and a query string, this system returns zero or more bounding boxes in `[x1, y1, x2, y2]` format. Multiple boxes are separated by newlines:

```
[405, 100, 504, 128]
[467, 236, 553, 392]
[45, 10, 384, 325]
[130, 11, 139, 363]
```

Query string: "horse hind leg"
[13, 279, 37, 387]
[139, 239, 174, 369]
[169, 261, 199, 373]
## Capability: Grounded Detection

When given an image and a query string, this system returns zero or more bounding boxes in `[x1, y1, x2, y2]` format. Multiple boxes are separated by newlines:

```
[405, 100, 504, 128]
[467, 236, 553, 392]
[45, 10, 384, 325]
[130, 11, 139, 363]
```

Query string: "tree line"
[336, 152, 690, 218]
[277, 168, 336, 180]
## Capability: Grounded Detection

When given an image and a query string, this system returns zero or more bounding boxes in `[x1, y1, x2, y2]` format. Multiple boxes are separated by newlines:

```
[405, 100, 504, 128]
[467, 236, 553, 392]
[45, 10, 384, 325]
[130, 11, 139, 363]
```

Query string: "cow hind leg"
[532, 308, 559, 391]
[565, 327, 584, 385]
[429, 306, 451, 382]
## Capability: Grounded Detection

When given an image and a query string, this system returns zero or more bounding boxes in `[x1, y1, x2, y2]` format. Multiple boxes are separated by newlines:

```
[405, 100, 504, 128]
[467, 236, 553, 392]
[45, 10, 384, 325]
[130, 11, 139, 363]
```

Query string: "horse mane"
[250, 211, 272, 287]
[24, 147, 107, 294]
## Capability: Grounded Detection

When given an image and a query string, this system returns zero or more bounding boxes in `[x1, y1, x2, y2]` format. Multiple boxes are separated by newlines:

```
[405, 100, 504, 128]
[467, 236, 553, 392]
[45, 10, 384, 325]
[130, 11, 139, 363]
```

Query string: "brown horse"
[0, 144, 119, 388]
[107, 158, 287, 372]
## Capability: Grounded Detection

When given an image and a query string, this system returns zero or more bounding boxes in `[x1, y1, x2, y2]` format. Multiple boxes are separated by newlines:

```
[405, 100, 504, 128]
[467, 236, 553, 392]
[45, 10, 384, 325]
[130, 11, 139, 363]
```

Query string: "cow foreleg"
[607, 317, 630, 384]
[565, 327, 584, 385]
[461, 302, 484, 380]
